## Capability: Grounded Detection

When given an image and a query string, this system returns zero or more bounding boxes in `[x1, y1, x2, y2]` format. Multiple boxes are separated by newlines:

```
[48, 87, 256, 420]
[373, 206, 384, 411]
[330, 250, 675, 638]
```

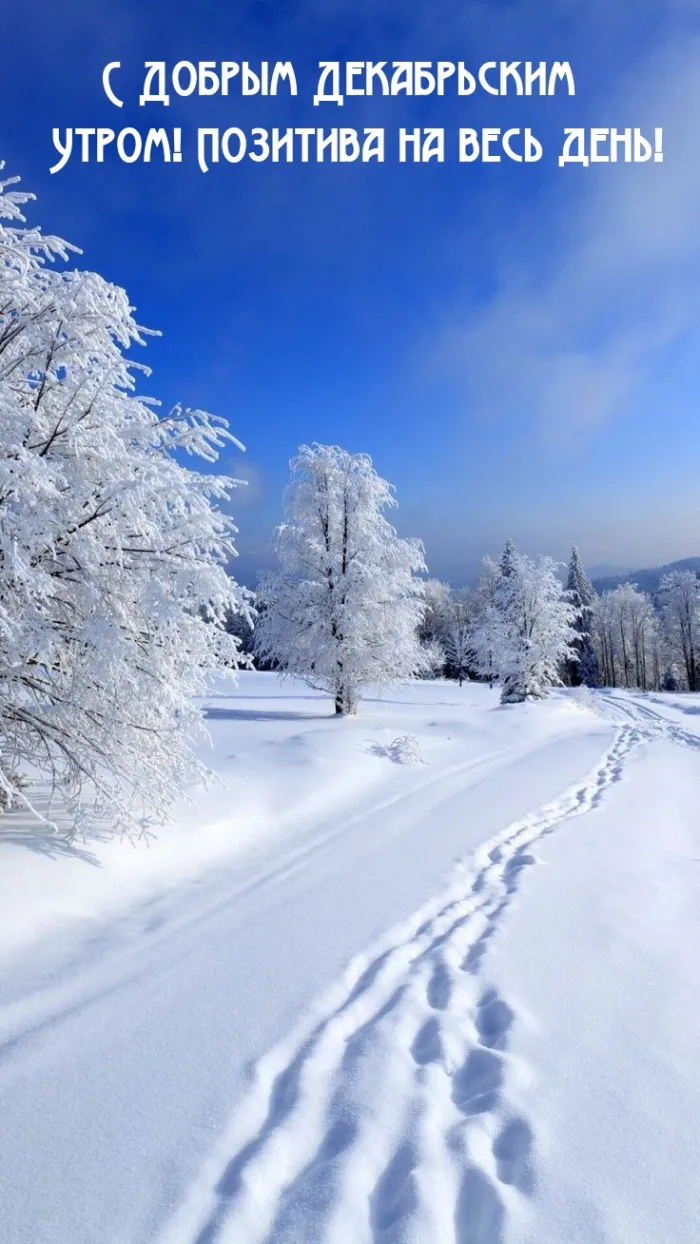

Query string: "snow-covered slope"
[0, 675, 698, 1243]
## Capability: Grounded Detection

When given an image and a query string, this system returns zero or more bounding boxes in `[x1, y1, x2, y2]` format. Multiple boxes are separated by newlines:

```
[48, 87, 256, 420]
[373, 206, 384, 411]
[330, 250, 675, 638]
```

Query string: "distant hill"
[592, 557, 700, 596]
[587, 563, 631, 580]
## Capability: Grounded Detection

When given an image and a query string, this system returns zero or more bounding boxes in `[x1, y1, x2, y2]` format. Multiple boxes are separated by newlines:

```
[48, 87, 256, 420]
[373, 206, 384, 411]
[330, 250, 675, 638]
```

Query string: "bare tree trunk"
[619, 618, 630, 688]
[335, 683, 357, 715]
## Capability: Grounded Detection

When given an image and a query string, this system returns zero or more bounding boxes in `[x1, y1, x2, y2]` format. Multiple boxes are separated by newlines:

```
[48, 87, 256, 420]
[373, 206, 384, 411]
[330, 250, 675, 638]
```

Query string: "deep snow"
[0, 674, 698, 1243]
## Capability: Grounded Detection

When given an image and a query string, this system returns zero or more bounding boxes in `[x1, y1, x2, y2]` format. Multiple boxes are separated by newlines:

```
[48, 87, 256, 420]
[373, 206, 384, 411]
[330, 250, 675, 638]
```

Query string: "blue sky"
[2, 0, 700, 584]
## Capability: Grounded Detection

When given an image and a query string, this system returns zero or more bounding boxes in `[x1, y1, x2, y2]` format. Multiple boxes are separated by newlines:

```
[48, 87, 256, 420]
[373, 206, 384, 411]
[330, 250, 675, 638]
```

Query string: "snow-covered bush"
[568, 685, 609, 718]
[255, 444, 427, 714]
[387, 734, 426, 764]
[369, 734, 427, 764]
[0, 170, 249, 835]
[470, 547, 578, 703]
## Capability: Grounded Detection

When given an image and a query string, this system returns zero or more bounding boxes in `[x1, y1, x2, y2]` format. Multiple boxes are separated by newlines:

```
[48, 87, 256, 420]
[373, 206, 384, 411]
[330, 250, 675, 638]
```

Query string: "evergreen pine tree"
[470, 553, 579, 703]
[565, 547, 600, 687]
[499, 538, 517, 578]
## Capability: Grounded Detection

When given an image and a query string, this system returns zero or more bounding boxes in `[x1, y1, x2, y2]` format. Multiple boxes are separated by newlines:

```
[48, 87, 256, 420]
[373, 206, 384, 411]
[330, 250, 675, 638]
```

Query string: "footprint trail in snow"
[161, 725, 642, 1244]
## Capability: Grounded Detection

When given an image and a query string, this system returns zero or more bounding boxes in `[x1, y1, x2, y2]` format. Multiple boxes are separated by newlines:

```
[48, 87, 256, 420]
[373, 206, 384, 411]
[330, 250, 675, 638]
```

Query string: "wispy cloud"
[437, 30, 700, 441]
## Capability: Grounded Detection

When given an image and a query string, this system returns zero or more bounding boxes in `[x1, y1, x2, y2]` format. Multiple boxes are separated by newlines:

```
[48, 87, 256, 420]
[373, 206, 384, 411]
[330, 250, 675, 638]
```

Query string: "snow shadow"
[198, 691, 326, 703]
[646, 693, 700, 717]
[454, 1167, 505, 1244]
[362, 697, 459, 708]
[204, 707, 332, 723]
[0, 825, 100, 865]
[369, 1141, 419, 1237]
[0, 783, 105, 864]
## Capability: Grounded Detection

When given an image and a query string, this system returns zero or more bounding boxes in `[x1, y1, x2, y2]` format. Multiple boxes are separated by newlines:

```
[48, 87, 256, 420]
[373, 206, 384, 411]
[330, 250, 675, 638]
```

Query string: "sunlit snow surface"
[0, 673, 698, 1243]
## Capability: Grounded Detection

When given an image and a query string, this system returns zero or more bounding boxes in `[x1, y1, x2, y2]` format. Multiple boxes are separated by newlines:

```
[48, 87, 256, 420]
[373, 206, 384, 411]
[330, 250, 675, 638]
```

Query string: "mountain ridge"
[591, 557, 700, 596]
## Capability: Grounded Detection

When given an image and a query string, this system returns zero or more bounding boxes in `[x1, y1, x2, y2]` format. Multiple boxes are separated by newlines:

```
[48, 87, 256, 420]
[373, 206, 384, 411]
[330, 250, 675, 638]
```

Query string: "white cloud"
[438, 31, 700, 440]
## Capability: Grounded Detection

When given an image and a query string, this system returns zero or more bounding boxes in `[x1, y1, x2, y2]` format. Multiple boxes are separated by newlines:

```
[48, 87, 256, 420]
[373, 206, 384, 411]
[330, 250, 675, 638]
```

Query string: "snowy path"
[159, 728, 639, 1244]
[1, 679, 699, 1243]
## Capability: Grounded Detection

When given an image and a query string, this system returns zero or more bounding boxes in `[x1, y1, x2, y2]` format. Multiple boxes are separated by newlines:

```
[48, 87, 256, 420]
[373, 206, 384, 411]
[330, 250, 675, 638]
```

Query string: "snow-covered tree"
[499, 537, 517, 578]
[565, 547, 600, 687]
[591, 584, 661, 690]
[208, 596, 256, 658]
[625, 587, 660, 690]
[0, 170, 249, 835]
[661, 663, 682, 692]
[254, 444, 427, 714]
[418, 579, 452, 645]
[469, 556, 501, 689]
[470, 550, 579, 703]
[441, 594, 472, 686]
[659, 570, 700, 692]
[417, 578, 452, 677]
[591, 590, 618, 688]
[416, 579, 474, 683]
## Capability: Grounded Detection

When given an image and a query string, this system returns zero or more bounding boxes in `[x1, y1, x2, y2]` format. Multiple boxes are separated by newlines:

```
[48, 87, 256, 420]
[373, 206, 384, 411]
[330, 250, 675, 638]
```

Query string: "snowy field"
[1, 672, 699, 1243]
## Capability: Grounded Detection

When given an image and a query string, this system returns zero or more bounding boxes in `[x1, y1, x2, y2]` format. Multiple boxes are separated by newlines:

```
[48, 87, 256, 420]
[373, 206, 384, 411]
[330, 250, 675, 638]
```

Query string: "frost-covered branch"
[0, 167, 249, 837]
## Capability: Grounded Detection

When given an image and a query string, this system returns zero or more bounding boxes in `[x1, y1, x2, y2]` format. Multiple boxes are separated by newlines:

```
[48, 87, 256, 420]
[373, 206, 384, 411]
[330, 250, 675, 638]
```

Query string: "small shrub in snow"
[388, 734, 426, 764]
[569, 686, 607, 718]
[370, 734, 427, 764]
